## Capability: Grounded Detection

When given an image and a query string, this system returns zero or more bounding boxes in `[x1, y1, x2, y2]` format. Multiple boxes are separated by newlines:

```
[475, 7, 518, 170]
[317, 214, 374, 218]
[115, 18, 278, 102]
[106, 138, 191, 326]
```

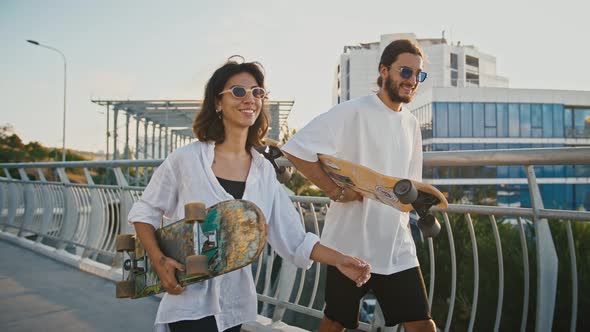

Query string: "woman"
[128, 57, 371, 332]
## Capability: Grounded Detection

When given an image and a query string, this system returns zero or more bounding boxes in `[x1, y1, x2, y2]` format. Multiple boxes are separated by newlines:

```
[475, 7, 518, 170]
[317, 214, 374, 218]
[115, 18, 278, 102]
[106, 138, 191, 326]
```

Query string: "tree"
[279, 125, 323, 196]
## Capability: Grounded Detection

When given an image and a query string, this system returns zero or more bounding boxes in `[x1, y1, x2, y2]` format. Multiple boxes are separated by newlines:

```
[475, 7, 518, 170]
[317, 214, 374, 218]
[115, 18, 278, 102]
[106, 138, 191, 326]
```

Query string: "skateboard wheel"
[394, 179, 418, 204]
[418, 214, 441, 238]
[116, 280, 136, 298]
[116, 234, 135, 252]
[185, 202, 206, 223]
[185, 255, 209, 275]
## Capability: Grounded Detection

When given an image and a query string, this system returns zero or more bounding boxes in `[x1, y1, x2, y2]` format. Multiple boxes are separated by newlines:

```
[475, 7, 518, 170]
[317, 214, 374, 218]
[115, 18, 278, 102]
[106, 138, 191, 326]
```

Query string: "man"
[281, 39, 435, 332]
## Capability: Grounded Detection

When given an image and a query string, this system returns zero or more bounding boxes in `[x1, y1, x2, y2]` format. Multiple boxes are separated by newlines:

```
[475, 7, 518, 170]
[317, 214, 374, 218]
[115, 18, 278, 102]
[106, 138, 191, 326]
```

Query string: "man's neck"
[377, 90, 403, 112]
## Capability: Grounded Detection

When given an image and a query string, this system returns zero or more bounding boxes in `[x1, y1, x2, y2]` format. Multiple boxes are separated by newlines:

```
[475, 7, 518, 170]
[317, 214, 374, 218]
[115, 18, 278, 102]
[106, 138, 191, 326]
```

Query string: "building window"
[466, 55, 479, 68]
[484, 103, 496, 137]
[434, 103, 449, 137]
[466, 72, 479, 87]
[572, 108, 590, 137]
[460, 103, 473, 137]
[449, 103, 461, 137]
[473, 103, 485, 135]
[520, 104, 531, 136]
[508, 103, 520, 137]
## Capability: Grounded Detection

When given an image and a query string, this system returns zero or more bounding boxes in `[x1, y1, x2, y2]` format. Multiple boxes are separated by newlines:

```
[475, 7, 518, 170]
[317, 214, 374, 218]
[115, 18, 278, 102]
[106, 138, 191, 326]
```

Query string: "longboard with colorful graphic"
[116, 200, 267, 299]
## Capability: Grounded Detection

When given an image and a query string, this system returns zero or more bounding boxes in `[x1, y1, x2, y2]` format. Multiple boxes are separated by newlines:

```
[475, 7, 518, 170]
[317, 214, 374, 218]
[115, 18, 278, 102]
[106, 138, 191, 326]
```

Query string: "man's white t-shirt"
[282, 94, 423, 275]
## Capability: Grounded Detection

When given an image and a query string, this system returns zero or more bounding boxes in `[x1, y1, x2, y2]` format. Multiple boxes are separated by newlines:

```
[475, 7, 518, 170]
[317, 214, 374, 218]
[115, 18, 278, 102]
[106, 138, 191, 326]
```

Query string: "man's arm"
[283, 151, 361, 202]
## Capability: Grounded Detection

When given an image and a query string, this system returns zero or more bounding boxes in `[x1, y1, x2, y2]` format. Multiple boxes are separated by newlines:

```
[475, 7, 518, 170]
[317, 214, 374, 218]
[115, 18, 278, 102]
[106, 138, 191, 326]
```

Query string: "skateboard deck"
[318, 154, 448, 237]
[116, 200, 267, 299]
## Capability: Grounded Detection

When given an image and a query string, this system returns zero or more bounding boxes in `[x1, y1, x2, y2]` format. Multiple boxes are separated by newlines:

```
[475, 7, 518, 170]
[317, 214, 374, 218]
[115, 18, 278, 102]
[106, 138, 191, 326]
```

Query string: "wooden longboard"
[319, 155, 447, 211]
[116, 200, 267, 299]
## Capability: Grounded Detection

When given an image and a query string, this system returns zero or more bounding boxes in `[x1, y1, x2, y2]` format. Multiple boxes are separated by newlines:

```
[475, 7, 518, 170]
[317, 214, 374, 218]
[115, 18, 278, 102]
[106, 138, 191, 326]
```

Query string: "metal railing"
[1, 147, 589, 332]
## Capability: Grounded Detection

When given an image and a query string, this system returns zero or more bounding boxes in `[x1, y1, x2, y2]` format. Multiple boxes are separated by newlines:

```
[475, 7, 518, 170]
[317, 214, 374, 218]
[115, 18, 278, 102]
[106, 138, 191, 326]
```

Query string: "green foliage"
[280, 125, 327, 197]
[0, 124, 94, 181]
[416, 214, 589, 331]
[0, 124, 89, 164]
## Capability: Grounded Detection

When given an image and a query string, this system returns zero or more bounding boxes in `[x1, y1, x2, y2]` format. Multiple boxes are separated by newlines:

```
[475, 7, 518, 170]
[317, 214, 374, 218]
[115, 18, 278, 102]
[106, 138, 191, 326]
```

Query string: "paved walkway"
[0, 240, 159, 331]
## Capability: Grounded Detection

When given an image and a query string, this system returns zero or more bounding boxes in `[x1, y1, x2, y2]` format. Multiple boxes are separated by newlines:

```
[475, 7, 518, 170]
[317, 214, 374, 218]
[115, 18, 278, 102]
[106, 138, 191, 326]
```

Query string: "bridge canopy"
[92, 99, 295, 159]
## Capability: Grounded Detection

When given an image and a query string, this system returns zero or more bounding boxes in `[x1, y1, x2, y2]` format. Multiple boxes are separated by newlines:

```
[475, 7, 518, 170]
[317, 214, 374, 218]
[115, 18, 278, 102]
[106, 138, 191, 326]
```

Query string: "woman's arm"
[265, 171, 370, 287]
[310, 242, 371, 287]
[133, 222, 185, 295]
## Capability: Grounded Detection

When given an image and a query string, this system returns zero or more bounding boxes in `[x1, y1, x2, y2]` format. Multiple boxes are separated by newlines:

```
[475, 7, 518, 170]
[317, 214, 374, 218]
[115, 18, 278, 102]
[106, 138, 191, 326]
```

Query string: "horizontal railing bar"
[1, 225, 117, 257]
[2, 147, 589, 170]
[436, 204, 590, 221]
[0, 159, 165, 169]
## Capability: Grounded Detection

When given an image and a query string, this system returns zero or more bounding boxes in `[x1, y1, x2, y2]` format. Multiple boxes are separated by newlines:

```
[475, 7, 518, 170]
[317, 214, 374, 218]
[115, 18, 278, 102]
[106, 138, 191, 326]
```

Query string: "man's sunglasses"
[395, 66, 428, 83]
[218, 86, 267, 99]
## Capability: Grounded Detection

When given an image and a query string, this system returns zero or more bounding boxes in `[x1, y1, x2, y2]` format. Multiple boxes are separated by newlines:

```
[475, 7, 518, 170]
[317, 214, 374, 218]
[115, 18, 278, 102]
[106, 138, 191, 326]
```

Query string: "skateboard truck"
[202, 230, 218, 251]
[393, 179, 441, 238]
[255, 144, 292, 184]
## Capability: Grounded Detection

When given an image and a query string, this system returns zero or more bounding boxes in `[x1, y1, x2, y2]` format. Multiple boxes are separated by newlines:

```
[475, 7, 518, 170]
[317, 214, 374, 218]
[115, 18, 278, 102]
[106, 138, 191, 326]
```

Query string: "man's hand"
[153, 255, 186, 295]
[327, 186, 363, 203]
[339, 187, 363, 203]
[335, 255, 371, 287]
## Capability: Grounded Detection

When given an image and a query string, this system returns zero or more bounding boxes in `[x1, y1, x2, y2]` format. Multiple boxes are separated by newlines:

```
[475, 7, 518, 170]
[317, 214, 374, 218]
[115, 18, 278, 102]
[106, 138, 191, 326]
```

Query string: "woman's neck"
[216, 125, 249, 156]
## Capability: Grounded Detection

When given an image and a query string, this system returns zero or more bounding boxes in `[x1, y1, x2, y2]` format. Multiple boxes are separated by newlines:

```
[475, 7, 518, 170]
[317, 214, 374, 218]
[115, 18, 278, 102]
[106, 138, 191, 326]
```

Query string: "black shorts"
[168, 316, 241, 332]
[324, 265, 431, 328]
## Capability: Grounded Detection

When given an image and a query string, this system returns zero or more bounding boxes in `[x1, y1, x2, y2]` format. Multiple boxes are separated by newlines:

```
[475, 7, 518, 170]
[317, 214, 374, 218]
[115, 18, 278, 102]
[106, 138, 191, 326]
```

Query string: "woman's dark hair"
[193, 56, 269, 149]
[376, 39, 424, 86]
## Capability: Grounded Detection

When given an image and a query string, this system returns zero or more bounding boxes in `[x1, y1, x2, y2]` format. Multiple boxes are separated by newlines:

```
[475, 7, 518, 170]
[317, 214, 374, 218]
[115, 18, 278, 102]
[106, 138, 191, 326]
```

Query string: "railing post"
[83, 168, 105, 258]
[17, 168, 35, 237]
[56, 168, 77, 250]
[36, 169, 52, 243]
[526, 165, 558, 332]
[0, 177, 4, 227]
[113, 167, 134, 234]
[3, 169, 17, 231]
[271, 261, 297, 322]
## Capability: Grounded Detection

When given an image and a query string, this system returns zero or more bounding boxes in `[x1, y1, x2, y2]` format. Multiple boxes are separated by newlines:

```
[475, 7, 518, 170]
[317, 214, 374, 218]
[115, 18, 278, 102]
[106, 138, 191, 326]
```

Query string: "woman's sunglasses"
[218, 86, 267, 99]
[395, 66, 428, 83]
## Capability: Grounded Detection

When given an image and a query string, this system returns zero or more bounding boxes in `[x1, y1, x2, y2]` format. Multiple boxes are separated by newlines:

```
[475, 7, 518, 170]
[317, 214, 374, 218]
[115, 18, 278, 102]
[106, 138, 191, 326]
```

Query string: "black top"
[216, 177, 246, 199]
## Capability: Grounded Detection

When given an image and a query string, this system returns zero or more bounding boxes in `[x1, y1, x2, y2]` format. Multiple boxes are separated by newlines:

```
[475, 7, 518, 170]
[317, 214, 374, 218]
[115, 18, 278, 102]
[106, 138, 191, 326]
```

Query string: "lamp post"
[27, 39, 67, 161]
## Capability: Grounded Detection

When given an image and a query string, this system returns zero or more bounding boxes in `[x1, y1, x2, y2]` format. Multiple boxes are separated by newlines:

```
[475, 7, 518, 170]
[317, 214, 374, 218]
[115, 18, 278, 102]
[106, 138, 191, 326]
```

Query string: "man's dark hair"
[193, 58, 269, 148]
[377, 39, 424, 86]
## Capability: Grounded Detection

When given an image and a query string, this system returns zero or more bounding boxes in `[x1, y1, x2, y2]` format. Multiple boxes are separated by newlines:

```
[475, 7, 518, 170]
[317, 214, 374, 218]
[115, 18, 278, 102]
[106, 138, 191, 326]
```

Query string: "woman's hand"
[336, 255, 371, 287]
[153, 255, 186, 295]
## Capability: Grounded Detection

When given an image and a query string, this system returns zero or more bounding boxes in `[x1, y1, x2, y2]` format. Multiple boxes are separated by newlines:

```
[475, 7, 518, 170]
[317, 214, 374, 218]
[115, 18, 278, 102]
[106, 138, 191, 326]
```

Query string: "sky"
[1, 0, 589, 154]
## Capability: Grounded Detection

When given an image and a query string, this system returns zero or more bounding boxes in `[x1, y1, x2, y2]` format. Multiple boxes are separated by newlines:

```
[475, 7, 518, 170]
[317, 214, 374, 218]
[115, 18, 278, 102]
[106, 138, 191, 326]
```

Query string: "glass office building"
[410, 88, 590, 210]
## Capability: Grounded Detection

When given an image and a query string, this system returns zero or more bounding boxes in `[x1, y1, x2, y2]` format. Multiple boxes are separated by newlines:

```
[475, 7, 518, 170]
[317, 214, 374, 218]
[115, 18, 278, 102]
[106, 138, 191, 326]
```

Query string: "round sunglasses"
[218, 86, 267, 99]
[395, 66, 428, 83]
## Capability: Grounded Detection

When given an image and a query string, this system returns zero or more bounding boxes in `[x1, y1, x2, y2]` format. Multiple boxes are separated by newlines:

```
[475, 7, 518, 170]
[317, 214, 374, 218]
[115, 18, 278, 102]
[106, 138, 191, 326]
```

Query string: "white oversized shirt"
[127, 141, 319, 332]
[282, 94, 423, 275]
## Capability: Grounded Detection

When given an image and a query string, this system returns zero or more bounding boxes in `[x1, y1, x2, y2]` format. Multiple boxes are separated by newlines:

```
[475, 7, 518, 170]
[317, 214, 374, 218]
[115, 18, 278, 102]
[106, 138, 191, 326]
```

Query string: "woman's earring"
[216, 109, 223, 120]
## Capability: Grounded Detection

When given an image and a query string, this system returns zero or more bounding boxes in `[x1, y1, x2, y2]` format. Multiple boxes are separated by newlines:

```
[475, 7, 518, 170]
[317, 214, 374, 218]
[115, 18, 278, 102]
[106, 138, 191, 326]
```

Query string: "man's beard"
[385, 76, 414, 104]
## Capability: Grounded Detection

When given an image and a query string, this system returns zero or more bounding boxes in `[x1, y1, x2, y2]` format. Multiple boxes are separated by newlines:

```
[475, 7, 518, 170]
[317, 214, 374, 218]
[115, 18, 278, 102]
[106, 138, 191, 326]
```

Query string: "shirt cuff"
[293, 232, 320, 269]
[281, 140, 319, 162]
[127, 200, 162, 229]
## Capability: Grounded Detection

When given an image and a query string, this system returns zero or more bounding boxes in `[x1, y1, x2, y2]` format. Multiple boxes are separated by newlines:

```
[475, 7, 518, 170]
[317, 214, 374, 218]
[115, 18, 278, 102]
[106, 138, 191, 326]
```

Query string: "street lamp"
[26, 39, 68, 161]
